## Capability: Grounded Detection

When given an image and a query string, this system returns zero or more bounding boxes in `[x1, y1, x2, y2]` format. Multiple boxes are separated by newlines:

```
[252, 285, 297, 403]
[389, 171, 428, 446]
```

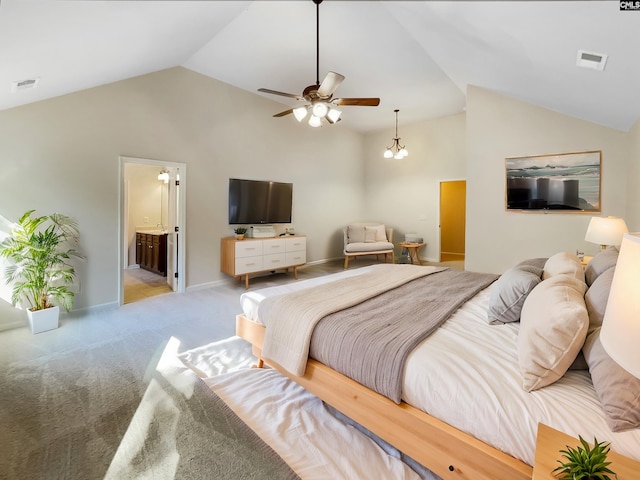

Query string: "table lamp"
[600, 232, 640, 379]
[584, 216, 628, 251]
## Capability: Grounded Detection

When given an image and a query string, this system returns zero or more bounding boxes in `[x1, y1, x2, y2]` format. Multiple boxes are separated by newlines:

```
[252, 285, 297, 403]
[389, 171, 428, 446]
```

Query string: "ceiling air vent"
[576, 50, 608, 71]
[11, 77, 40, 93]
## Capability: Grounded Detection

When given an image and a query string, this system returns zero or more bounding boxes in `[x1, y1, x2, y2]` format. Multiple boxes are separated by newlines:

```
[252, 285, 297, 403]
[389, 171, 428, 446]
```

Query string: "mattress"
[239, 268, 640, 466]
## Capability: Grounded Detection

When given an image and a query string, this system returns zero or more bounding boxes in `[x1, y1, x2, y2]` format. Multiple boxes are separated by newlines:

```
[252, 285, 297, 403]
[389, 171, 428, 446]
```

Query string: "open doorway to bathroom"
[119, 156, 186, 305]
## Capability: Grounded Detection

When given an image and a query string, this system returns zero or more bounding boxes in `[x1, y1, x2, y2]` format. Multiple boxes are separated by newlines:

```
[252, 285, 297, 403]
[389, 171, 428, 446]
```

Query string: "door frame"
[118, 156, 187, 305]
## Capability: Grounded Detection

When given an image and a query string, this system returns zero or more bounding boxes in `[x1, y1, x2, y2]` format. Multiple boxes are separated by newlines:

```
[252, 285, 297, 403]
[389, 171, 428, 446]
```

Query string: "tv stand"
[220, 235, 306, 289]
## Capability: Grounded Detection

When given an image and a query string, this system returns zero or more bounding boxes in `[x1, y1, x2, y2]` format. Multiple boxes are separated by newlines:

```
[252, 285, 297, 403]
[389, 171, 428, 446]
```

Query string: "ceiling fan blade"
[333, 98, 381, 107]
[258, 88, 304, 101]
[317, 71, 345, 97]
[273, 108, 294, 118]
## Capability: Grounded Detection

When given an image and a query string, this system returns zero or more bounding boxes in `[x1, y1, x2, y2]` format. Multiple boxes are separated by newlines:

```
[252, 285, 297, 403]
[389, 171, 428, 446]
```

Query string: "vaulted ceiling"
[1, 1, 638, 133]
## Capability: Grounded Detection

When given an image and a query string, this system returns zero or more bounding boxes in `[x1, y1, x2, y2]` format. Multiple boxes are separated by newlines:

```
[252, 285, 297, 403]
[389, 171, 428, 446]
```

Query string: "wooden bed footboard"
[236, 314, 532, 480]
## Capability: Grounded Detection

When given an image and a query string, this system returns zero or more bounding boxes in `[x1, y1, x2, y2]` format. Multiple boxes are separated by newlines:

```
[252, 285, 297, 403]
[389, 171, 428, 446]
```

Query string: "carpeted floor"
[0, 258, 457, 479]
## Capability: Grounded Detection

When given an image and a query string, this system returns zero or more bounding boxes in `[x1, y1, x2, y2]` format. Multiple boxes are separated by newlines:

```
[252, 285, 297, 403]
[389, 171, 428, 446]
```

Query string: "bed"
[235, 250, 640, 479]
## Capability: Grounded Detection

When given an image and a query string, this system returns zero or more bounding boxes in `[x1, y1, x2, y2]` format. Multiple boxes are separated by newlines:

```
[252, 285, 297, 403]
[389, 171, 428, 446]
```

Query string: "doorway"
[119, 157, 186, 305]
[439, 180, 466, 263]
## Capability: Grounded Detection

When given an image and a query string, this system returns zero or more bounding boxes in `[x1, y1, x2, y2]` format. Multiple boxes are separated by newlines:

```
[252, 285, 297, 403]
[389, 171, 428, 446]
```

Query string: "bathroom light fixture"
[384, 109, 408, 159]
[158, 170, 169, 183]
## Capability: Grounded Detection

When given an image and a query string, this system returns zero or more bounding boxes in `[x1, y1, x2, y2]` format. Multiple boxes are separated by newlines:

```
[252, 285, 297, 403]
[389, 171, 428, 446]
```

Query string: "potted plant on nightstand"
[553, 435, 617, 480]
[0, 210, 84, 334]
[234, 227, 247, 240]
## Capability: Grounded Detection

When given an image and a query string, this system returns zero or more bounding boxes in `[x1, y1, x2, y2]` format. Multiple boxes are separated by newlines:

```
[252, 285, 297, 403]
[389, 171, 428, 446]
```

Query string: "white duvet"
[240, 267, 640, 466]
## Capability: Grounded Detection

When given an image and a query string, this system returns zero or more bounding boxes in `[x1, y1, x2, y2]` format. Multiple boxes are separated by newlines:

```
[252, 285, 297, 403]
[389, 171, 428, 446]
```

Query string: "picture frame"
[505, 150, 601, 213]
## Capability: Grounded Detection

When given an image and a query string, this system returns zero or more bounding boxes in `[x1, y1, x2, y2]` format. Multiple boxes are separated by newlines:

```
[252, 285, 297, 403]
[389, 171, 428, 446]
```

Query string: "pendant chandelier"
[384, 109, 408, 159]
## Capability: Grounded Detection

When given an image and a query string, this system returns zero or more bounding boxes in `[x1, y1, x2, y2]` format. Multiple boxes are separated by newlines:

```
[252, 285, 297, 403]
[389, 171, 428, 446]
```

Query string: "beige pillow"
[583, 328, 640, 432]
[364, 226, 377, 243]
[518, 274, 589, 391]
[543, 252, 585, 282]
[347, 224, 366, 244]
[366, 224, 387, 242]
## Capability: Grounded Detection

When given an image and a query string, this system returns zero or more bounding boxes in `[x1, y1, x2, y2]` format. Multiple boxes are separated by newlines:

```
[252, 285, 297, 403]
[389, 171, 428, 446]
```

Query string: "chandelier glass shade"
[384, 109, 408, 159]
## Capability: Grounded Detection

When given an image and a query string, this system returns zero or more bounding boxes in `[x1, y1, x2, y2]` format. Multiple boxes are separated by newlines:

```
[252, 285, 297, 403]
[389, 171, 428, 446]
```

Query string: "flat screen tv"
[228, 178, 293, 224]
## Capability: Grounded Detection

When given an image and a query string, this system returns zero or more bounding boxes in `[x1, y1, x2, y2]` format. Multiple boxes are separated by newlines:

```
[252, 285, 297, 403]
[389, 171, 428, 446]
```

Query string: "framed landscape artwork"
[505, 150, 601, 213]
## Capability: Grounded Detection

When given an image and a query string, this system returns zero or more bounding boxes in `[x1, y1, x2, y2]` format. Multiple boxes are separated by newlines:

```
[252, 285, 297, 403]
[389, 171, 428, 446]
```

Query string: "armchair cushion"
[345, 241, 394, 253]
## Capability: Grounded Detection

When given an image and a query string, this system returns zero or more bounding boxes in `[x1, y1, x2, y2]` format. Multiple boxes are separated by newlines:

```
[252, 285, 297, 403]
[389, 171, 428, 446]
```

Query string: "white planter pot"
[26, 306, 60, 334]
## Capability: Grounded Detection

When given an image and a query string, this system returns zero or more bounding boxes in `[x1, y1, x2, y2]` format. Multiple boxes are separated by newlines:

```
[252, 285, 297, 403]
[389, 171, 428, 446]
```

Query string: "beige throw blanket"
[260, 264, 445, 376]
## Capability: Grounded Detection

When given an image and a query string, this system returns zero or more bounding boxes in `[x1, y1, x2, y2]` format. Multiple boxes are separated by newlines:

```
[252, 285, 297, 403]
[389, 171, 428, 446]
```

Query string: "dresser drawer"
[285, 237, 306, 252]
[235, 256, 264, 275]
[263, 253, 287, 270]
[235, 241, 263, 258]
[286, 251, 306, 266]
[262, 238, 286, 255]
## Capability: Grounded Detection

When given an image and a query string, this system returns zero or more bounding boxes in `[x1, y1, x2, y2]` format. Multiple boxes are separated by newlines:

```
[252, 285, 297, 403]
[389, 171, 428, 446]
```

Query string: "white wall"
[626, 118, 640, 232]
[465, 86, 631, 274]
[0, 67, 365, 324]
[363, 113, 466, 261]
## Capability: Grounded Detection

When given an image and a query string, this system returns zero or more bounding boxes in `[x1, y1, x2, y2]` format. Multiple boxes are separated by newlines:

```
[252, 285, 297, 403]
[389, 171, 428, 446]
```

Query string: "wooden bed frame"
[236, 313, 533, 480]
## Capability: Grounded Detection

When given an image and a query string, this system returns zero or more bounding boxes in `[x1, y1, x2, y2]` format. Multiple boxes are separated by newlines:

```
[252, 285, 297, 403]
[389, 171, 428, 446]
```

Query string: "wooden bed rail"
[236, 314, 532, 480]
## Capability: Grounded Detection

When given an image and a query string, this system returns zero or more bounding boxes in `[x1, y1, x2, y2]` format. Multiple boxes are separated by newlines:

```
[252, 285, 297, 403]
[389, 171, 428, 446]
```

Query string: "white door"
[166, 168, 179, 291]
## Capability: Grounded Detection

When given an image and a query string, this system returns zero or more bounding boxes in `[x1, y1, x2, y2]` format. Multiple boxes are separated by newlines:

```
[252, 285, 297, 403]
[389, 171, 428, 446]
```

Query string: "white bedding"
[239, 268, 640, 466]
[179, 336, 433, 479]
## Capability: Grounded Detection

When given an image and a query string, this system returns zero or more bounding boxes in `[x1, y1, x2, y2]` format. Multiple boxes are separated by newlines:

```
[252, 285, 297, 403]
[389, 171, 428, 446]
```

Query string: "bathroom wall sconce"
[158, 170, 169, 183]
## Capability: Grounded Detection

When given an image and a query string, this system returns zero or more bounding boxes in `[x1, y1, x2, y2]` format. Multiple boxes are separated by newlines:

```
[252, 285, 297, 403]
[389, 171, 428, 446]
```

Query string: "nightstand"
[532, 423, 640, 479]
[396, 242, 425, 265]
[580, 255, 593, 269]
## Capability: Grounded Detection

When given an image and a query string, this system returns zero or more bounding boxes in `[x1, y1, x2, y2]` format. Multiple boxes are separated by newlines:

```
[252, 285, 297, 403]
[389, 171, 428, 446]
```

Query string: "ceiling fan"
[258, 0, 380, 127]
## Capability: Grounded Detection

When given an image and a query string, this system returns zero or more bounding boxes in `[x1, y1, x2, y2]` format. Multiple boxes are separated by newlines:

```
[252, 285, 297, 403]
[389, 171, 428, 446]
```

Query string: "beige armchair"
[343, 222, 394, 269]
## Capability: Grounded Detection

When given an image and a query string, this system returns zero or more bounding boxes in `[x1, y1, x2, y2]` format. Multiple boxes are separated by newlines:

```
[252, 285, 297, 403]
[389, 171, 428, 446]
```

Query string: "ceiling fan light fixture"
[327, 108, 341, 123]
[293, 106, 308, 122]
[308, 115, 322, 127]
[312, 102, 329, 118]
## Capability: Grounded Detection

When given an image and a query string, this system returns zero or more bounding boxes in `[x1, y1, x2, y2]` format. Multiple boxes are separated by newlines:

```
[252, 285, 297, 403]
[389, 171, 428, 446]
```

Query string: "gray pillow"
[585, 267, 615, 333]
[487, 264, 543, 324]
[517, 257, 548, 270]
[583, 328, 640, 432]
[584, 246, 618, 286]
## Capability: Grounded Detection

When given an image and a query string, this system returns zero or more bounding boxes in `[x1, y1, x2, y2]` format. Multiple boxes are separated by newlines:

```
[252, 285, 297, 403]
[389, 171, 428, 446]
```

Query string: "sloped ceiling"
[1, 1, 638, 133]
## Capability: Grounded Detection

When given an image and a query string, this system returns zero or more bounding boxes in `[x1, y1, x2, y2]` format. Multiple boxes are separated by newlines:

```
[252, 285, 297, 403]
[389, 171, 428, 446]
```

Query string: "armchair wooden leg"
[344, 255, 349, 269]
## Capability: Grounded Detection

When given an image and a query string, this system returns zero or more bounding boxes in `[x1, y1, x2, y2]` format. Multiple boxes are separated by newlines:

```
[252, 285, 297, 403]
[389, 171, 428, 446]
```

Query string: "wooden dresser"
[221, 235, 306, 288]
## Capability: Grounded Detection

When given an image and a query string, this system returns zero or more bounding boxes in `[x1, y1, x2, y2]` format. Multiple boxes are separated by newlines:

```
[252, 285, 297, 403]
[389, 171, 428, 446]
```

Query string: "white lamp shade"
[293, 106, 308, 122]
[326, 108, 341, 123]
[585, 216, 628, 247]
[308, 115, 322, 127]
[383, 149, 393, 158]
[312, 102, 328, 118]
[601, 232, 640, 378]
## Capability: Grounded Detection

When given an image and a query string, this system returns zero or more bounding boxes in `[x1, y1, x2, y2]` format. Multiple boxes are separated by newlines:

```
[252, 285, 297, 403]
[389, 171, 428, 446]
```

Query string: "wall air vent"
[576, 50, 608, 71]
[11, 77, 40, 93]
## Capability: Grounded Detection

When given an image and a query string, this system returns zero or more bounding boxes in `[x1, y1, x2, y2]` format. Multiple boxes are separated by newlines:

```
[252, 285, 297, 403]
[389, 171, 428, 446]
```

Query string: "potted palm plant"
[0, 210, 84, 334]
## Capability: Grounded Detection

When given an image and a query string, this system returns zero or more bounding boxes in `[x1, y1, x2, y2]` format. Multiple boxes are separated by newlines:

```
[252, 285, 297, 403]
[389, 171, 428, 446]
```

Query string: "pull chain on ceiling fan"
[258, 0, 380, 127]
